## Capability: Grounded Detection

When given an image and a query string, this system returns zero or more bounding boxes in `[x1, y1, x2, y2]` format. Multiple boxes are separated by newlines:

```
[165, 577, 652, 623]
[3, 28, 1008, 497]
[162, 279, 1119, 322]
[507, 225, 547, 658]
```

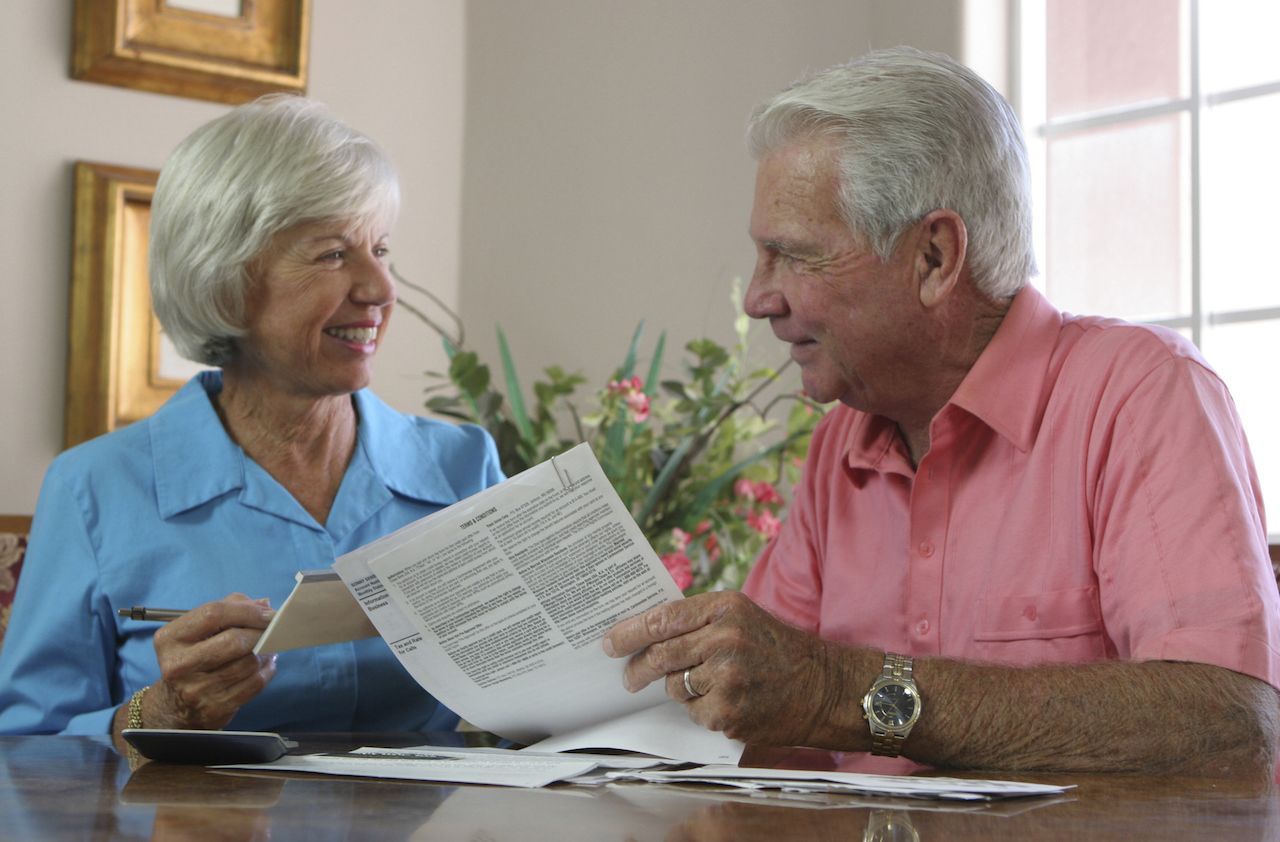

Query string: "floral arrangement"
[398, 274, 824, 593]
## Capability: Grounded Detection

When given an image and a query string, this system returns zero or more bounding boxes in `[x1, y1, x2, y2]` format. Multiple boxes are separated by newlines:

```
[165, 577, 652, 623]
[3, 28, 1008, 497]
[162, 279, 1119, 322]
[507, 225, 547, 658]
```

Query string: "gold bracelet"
[127, 686, 148, 730]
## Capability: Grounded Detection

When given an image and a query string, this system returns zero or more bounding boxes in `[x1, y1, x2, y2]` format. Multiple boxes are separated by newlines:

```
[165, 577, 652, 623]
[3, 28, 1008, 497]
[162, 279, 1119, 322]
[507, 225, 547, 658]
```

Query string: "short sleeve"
[1092, 355, 1280, 688]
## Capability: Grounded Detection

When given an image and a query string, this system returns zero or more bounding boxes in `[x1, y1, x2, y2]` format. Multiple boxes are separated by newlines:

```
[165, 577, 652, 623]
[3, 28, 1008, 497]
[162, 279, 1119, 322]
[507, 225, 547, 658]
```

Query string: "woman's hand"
[140, 593, 278, 731]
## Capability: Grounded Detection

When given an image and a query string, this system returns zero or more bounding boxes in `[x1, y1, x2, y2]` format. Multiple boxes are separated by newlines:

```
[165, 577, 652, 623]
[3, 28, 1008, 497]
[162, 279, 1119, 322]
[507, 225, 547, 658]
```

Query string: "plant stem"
[391, 265, 465, 348]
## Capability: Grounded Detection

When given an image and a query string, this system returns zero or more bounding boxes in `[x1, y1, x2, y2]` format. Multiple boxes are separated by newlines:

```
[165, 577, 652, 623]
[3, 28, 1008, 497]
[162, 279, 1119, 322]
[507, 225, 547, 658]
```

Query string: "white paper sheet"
[609, 765, 1072, 800]
[220, 744, 668, 789]
[526, 700, 742, 766]
[330, 444, 744, 764]
[253, 571, 378, 655]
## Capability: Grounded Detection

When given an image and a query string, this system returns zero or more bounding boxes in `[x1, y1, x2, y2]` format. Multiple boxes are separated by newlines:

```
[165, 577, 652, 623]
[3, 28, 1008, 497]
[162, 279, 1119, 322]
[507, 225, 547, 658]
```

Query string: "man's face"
[745, 139, 927, 417]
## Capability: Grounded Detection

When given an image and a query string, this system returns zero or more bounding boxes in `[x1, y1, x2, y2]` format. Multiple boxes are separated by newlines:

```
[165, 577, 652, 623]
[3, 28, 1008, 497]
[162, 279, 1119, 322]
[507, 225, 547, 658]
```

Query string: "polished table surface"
[1, 733, 1276, 841]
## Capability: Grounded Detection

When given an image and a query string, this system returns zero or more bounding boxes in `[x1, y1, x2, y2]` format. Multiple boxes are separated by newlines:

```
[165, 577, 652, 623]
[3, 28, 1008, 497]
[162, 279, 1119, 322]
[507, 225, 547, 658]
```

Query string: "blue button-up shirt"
[0, 371, 503, 734]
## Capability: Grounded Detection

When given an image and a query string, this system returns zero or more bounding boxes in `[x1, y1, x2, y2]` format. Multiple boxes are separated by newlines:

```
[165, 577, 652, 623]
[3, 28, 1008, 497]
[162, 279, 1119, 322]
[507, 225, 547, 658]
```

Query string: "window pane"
[1202, 93, 1280, 313]
[1201, 319, 1280, 536]
[1046, 0, 1183, 119]
[1044, 114, 1188, 320]
[1201, 0, 1280, 94]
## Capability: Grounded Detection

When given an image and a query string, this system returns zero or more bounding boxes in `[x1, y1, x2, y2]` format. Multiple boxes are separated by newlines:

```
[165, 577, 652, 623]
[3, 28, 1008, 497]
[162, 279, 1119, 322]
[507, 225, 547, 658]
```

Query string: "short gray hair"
[149, 94, 400, 365]
[747, 47, 1036, 299]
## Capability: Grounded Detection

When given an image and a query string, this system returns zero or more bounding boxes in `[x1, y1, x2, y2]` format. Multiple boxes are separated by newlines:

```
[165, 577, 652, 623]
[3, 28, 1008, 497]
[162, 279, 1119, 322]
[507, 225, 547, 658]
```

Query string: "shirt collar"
[151, 370, 245, 519]
[151, 372, 461, 521]
[947, 284, 1063, 453]
[842, 284, 1063, 474]
[351, 388, 461, 507]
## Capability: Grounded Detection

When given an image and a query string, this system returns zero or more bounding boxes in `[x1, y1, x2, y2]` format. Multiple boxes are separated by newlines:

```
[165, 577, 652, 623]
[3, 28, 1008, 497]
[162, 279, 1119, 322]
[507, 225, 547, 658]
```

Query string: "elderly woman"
[0, 96, 501, 737]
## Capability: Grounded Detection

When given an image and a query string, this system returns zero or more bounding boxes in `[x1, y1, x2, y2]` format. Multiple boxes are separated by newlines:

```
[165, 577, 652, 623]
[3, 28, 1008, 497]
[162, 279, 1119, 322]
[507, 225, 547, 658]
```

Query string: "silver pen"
[117, 606, 186, 622]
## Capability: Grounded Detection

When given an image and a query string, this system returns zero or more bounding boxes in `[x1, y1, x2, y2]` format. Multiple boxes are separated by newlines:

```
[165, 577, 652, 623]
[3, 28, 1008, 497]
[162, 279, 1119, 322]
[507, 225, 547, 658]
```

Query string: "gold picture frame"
[72, 0, 311, 105]
[66, 161, 199, 450]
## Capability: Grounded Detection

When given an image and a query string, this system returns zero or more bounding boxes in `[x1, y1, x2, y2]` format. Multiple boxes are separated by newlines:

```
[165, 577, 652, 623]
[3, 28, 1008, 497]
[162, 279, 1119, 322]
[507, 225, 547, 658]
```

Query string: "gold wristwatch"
[861, 652, 921, 757]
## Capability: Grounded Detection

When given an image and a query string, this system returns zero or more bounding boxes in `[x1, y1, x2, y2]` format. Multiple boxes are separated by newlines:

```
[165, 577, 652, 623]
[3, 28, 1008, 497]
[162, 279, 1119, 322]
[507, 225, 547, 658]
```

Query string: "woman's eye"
[320, 250, 345, 262]
[374, 245, 391, 260]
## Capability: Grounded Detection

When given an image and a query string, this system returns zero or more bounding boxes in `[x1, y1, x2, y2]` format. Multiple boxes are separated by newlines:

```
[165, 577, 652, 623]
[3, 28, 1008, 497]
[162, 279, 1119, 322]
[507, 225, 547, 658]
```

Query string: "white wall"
[0, 1, 467, 514]
[0, 0, 967, 514]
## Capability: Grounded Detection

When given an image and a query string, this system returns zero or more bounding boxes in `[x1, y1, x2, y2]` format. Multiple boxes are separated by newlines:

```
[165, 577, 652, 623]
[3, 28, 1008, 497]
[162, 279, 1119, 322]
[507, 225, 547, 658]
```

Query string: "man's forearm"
[819, 651, 1279, 777]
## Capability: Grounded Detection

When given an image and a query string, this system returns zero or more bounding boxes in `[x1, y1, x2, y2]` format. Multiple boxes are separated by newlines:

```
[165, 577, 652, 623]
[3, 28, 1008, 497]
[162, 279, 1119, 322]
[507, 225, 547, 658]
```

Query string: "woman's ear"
[916, 209, 968, 309]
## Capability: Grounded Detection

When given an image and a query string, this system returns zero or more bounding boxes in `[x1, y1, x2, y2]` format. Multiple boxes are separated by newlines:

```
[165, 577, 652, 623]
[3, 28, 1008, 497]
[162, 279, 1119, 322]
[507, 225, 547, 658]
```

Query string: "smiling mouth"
[324, 326, 378, 343]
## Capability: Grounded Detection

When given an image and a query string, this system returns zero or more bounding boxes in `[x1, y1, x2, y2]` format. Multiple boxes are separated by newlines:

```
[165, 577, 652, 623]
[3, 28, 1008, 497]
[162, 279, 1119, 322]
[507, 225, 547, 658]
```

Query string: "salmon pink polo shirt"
[744, 284, 1280, 691]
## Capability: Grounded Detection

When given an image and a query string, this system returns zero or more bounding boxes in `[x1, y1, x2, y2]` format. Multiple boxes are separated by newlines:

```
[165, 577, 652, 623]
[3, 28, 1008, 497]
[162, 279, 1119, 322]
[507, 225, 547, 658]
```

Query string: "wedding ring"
[683, 668, 701, 699]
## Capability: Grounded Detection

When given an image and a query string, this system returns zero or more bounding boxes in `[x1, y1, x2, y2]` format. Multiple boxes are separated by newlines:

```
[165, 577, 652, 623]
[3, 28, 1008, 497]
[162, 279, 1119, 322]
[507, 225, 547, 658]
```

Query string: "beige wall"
[0, 1, 467, 514]
[457, 0, 963, 421]
[1, 0, 966, 514]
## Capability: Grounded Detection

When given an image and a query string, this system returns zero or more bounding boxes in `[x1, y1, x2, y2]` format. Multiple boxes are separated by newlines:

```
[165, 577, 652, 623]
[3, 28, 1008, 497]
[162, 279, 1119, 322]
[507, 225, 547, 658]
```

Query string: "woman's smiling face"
[231, 219, 396, 399]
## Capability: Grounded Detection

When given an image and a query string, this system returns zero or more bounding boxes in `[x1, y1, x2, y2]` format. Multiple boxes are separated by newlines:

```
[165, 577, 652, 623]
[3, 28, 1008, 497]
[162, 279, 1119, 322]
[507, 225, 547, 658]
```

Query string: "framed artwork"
[65, 161, 207, 450]
[72, 0, 311, 105]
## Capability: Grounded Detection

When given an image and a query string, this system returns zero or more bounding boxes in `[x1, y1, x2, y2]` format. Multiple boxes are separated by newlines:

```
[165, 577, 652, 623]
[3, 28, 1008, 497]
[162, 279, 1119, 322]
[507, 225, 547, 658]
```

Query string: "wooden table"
[1, 733, 1275, 840]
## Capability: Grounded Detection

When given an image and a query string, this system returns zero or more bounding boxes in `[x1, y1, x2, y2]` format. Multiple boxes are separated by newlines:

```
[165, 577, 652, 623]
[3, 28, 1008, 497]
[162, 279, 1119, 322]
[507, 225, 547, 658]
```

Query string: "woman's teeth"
[325, 326, 377, 343]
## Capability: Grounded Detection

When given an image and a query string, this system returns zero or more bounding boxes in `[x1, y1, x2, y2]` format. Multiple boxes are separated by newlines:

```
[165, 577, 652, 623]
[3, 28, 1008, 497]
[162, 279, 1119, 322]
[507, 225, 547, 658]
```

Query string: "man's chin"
[798, 375, 841, 406]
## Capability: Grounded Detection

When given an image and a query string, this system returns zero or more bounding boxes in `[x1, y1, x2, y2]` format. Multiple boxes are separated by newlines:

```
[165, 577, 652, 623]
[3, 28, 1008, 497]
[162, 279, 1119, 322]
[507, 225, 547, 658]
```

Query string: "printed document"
[329, 443, 742, 765]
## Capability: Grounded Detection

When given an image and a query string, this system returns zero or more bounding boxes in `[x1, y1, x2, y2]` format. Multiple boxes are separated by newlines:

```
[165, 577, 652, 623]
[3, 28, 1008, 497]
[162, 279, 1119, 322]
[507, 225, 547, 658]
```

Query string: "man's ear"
[915, 209, 968, 309]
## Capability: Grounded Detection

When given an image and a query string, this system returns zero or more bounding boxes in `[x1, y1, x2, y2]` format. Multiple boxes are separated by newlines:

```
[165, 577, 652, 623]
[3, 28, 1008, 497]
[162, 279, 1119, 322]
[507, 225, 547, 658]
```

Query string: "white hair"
[747, 47, 1036, 299]
[149, 94, 400, 365]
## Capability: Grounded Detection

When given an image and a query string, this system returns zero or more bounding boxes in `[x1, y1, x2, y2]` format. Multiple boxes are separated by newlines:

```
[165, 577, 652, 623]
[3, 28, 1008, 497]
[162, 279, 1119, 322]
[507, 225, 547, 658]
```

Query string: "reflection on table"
[0, 733, 1275, 840]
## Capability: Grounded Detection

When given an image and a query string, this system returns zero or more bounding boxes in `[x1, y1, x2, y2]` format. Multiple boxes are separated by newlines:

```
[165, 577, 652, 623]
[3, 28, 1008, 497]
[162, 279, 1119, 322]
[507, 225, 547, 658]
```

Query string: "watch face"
[871, 683, 918, 728]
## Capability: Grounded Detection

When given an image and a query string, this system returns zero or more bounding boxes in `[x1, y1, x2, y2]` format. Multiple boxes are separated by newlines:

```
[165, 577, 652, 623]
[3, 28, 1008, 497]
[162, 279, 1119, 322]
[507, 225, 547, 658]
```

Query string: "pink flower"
[747, 510, 782, 539]
[606, 376, 649, 422]
[607, 375, 644, 394]
[671, 527, 691, 551]
[734, 478, 757, 501]
[703, 531, 721, 561]
[752, 481, 783, 506]
[661, 551, 693, 591]
[624, 390, 650, 423]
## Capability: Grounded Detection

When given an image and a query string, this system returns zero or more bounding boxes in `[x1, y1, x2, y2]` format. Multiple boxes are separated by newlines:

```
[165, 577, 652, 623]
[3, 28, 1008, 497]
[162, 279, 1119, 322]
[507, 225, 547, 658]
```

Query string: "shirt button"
[918, 541, 934, 558]
[916, 619, 931, 636]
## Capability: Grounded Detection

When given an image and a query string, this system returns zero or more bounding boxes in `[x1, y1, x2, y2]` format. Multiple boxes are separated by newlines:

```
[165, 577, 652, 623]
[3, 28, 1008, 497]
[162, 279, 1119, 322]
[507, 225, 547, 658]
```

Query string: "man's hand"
[602, 591, 866, 747]
[144, 593, 278, 731]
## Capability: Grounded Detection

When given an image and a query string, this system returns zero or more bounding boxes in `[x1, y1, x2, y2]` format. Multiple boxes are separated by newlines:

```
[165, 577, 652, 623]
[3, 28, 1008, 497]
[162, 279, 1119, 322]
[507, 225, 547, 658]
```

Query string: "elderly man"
[604, 47, 1280, 777]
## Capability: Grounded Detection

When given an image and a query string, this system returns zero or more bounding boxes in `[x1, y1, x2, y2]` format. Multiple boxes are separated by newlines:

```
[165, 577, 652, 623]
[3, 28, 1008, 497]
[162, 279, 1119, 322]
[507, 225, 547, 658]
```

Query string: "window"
[1018, 0, 1280, 536]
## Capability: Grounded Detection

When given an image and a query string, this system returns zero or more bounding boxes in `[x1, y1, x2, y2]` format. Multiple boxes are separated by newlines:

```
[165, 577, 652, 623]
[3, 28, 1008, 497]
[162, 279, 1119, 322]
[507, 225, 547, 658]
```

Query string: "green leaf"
[634, 435, 698, 531]
[645, 331, 666, 396]
[601, 322, 647, 477]
[449, 352, 491, 398]
[660, 380, 688, 399]
[619, 321, 645, 379]
[496, 326, 535, 443]
[689, 432, 807, 514]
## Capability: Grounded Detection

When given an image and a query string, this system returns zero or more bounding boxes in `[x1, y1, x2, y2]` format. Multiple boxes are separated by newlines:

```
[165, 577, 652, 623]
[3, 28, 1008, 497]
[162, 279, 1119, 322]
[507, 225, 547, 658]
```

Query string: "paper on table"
[526, 699, 742, 766]
[220, 745, 669, 789]
[253, 571, 378, 655]
[608, 765, 1073, 801]
[331, 443, 744, 765]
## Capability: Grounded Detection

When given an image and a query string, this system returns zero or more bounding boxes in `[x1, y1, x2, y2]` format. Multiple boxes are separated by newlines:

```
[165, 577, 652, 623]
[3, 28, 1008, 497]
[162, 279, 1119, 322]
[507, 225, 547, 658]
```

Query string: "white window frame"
[1011, 0, 1280, 542]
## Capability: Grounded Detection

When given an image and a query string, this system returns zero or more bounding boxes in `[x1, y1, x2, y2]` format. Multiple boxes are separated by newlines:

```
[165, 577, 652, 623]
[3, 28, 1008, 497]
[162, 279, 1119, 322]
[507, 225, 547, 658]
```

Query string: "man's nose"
[744, 263, 786, 320]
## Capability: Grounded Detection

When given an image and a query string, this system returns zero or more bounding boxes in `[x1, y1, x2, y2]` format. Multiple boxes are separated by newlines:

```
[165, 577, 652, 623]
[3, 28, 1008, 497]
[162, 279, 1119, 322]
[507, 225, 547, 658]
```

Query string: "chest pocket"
[973, 585, 1107, 662]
